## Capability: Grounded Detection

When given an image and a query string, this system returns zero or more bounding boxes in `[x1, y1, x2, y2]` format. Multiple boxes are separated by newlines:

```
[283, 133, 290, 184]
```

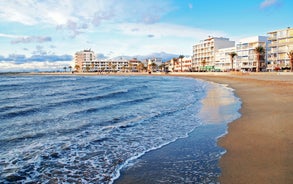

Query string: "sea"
[0, 75, 241, 183]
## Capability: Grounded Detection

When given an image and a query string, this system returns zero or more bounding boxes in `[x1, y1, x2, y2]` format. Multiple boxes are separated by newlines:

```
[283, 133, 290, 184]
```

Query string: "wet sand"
[180, 73, 293, 184]
[115, 80, 241, 183]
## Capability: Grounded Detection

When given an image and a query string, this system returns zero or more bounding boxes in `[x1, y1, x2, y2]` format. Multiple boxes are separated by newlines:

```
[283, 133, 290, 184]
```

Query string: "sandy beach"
[177, 72, 293, 184]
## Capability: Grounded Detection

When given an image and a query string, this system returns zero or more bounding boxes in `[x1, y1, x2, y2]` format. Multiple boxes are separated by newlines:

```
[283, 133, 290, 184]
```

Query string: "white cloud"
[0, 0, 234, 69]
[47, 12, 68, 25]
[11, 36, 52, 44]
[260, 0, 278, 8]
[0, 33, 25, 38]
[0, 0, 171, 30]
[0, 6, 37, 25]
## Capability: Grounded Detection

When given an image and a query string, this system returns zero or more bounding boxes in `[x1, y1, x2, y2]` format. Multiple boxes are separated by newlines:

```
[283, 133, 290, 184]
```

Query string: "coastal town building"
[192, 37, 235, 71]
[74, 49, 96, 72]
[166, 58, 177, 72]
[147, 58, 163, 72]
[173, 57, 192, 72]
[74, 50, 129, 72]
[74, 27, 293, 73]
[92, 59, 129, 72]
[267, 27, 293, 71]
[214, 47, 236, 71]
[129, 58, 144, 72]
[236, 36, 268, 72]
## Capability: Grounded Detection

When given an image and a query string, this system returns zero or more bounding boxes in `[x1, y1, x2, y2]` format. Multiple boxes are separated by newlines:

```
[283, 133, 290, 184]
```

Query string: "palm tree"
[159, 63, 165, 72]
[108, 62, 112, 72]
[121, 65, 126, 73]
[128, 63, 133, 72]
[75, 65, 80, 72]
[151, 62, 157, 72]
[287, 50, 293, 72]
[137, 63, 144, 72]
[68, 65, 72, 72]
[172, 58, 177, 72]
[111, 64, 117, 72]
[101, 67, 105, 73]
[85, 65, 90, 72]
[63, 66, 67, 72]
[254, 45, 265, 72]
[179, 55, 185, 72]
[201, 59, 206, 71]
[91, 62, 95, 72]
[228, 52, 237, 71]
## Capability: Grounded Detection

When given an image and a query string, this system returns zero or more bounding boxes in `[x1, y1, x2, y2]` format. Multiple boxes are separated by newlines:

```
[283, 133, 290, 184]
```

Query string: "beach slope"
[188, 73, 293, 184]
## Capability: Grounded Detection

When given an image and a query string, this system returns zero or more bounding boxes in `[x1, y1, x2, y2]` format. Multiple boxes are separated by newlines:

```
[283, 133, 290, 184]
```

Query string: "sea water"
[0, 75, 240, 183]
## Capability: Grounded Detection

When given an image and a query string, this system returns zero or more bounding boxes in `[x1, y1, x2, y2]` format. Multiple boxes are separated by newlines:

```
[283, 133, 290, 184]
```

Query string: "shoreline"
[114, 78, 241, 183]
[182, 73, 293, 184]
[15, 72, 293, 183]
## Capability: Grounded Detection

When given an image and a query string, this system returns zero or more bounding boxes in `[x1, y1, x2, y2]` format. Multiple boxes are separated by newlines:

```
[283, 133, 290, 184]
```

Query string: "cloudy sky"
[0, 0, 292, 71]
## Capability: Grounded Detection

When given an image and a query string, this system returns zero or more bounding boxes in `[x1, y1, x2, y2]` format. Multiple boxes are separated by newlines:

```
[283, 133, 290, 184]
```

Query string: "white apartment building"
[74, 50, 129, 72]
[192, 37, 235, 71]
[214, 47, 236, 71]
[166, 58, 176, 72]
[236, 36, 268, 71]
[267, 27, 293, 71]
[173, 57, 192, 72]
[147, 58, 163, 72]
[74, 49, 96, 72]
[91, 59, 129, 72]
[129, 58, 144, 72]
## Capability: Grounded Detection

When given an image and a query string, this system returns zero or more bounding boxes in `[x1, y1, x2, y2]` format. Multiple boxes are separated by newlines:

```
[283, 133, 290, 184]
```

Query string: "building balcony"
[268, 42, 279, 47]
[268, 36, 277, 41]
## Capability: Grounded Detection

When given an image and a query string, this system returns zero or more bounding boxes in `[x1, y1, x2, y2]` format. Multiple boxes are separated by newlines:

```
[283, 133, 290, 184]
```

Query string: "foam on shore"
[114, 80, 241, 184]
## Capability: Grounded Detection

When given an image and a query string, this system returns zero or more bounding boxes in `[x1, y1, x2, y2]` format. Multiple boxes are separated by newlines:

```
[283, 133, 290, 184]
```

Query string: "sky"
[0, 0, 292, 71]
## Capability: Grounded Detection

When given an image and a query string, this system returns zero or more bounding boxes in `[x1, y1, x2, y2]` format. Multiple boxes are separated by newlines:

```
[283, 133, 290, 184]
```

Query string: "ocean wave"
[0, 75, 212, 183]
[0, 106, 40, 119]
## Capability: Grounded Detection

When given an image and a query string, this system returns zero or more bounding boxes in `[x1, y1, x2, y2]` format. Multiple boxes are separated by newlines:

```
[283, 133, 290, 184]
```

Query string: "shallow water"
[115, 81, 241, 184]
[0, 75, 222, 183]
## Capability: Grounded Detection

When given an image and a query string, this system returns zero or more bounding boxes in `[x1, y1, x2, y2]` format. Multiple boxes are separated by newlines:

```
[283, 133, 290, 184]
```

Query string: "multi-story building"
[267, 27, 293, 71]
[192, 37, 235, 71]
[214, 47, 236, 71]
[236, 36, 268, 72]
[147, 58, 163, 72]
[173, 57, 192, 72]
[92, 59, 129, 72]
[165, 58, 175, 72]
[129, 58, 144, 72]
[74, 50, 129, 72]
[74, 49, 96, 72]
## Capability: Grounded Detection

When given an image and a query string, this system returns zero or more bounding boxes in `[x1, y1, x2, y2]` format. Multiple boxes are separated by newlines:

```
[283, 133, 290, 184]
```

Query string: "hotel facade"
[173, 57, 192, 72]
[74, 49, 96, 72]
[236, 36, 268, 72]
[214, 47, 236, 71]
[193, 28, 293, 72]
[192, 37, 235, 71]
[74, 50, 129, 72]
[194, 36, 269, 72]
[267, 27, 293, 71]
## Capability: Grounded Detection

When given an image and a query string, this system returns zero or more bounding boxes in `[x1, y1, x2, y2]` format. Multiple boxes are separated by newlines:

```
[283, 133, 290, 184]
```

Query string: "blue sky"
[0, 0, 292, 71]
